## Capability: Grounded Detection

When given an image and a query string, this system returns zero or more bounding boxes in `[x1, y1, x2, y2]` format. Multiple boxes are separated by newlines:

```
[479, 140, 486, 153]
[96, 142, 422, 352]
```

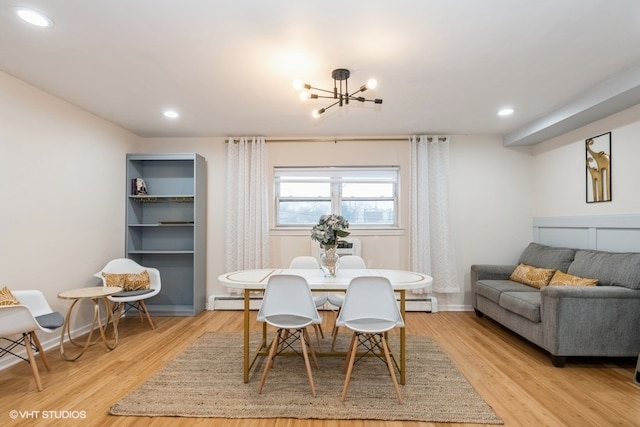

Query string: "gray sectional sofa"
[471, 242, 640, 367]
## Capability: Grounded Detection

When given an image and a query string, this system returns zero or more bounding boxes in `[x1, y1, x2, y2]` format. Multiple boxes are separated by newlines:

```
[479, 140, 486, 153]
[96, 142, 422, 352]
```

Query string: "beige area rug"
[110, 331, 502, 424]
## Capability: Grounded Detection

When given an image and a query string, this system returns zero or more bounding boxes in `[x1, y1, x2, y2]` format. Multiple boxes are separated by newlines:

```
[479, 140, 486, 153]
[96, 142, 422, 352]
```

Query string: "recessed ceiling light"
[163, 110, 179, 119]
[498, 108, 514, 116]
[14, 7, 53, 28]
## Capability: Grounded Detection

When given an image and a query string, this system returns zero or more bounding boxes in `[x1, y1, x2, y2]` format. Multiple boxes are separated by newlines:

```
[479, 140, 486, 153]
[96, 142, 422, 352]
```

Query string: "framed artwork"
[585, 132, 611, 203]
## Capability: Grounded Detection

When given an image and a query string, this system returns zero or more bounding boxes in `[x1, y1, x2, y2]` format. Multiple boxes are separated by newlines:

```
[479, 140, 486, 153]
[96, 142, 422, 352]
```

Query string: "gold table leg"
[243, 289, 250, 383]
[60, 297, 118, 361]
[399, 289, 406, 385]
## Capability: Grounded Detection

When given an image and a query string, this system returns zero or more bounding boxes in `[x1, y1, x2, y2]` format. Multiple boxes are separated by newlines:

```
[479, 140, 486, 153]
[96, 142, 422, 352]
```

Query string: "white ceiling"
[1, 1, 640, 145]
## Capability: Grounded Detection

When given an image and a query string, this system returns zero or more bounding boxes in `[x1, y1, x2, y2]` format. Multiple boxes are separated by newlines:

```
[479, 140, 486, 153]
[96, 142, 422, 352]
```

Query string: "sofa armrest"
[541, 285, 640, 357]
[470, 264, 517, 282]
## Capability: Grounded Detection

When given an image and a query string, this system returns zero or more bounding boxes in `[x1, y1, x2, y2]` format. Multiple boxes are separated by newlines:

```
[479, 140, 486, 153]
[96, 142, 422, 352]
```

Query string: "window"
[275, 166, 399, 227]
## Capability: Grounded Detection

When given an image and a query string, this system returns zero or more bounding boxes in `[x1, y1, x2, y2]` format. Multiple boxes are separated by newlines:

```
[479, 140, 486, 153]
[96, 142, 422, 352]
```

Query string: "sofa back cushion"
[568, 250, 640, 290]
[518, 243, 576, 272]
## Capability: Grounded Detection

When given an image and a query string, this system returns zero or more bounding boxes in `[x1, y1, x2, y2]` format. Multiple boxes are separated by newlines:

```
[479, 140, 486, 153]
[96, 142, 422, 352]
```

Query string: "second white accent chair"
[94, 258, 161, 330]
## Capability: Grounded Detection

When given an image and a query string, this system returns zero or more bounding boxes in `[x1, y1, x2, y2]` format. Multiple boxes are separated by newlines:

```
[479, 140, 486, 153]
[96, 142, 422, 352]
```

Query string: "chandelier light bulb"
[366, 78, 378, 90]
[292, 80, 303, 90]
[299, 91, 310, 101]
[312, 109, 321, 119]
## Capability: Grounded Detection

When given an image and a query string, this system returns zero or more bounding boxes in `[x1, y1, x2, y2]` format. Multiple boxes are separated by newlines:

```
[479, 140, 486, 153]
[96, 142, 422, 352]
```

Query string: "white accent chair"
[336, 276, 405, 403]
[257, 274, 322, 397]
[94, 258, 161, 330]
[0, 290, 64, 391]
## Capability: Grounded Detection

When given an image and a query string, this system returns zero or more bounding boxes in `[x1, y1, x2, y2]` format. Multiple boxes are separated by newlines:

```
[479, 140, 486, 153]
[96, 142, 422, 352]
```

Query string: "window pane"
[342, 182, 394, 198]
[342, 200, 395, 224]
[278, 201, 331, 225]
[279, 182, 330, 197]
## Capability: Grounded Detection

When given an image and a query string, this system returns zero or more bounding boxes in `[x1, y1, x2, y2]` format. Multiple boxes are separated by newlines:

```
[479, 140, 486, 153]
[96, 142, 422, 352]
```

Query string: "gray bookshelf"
[126, 153, 206, 316]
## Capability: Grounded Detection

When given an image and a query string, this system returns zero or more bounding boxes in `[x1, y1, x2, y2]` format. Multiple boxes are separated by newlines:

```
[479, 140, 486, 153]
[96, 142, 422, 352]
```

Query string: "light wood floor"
[1, 310, 638, 427]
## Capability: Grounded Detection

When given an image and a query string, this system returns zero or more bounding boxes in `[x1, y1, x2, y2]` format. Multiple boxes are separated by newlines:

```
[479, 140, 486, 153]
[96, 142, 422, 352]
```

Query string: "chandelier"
[294, 68, 383, 118]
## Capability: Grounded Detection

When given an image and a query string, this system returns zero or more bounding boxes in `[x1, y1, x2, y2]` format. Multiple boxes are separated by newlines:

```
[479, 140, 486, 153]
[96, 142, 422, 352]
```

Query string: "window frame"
[274, 166, 400, 229]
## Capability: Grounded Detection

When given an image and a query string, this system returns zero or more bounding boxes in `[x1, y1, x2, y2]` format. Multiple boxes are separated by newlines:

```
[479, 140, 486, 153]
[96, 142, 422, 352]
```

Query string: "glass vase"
[320, 244, 339, 277]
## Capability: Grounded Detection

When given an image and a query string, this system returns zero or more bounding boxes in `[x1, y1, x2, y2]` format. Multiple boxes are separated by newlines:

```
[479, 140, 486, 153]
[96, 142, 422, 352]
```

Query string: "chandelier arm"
[321, 100, 341, 112]
[307, 86, 335, 95]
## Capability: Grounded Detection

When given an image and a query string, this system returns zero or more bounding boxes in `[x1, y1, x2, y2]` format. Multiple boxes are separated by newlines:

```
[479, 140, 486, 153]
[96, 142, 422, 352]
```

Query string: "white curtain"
[225, 136, 270, 292]
[410, 135, 459, 293]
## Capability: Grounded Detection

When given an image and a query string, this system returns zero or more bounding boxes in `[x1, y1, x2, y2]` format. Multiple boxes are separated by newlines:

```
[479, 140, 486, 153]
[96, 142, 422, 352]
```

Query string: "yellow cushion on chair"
[102, 270, 151, 291]
[0, 286, 20, 306]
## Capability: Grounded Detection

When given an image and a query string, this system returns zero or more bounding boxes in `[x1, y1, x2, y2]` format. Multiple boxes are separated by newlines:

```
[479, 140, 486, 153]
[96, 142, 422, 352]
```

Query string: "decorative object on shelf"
[293, 68, 382, 118]
[311, 214, 350, 277]
[585, 132, 611, 203]
[131, 178, 148, 195]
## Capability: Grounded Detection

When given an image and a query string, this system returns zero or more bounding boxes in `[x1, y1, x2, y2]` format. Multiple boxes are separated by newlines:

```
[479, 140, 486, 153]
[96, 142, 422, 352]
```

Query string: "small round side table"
[58, 286, 122, 361]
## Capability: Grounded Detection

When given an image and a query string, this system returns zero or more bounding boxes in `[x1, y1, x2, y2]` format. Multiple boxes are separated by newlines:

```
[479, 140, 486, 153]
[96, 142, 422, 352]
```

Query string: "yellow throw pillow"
[102, 270, 150, 291]
[510, 263, 556, 289]
[0, 286, 20, 306]
[549, 270, 598, 287]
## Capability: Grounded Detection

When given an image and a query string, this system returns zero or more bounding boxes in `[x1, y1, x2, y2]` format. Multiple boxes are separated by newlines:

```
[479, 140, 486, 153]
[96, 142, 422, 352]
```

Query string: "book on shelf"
[131, 178, 148, 195]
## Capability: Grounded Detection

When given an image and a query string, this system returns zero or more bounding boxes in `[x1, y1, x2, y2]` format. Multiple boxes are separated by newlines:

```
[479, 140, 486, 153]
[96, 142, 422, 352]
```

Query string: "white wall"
[0, 71, 141, 344]
[532, 104, 640, 216]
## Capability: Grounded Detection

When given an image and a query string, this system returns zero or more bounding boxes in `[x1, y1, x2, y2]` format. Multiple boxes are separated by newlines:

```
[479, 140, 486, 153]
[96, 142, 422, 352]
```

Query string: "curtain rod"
[227, 136, 448, 143]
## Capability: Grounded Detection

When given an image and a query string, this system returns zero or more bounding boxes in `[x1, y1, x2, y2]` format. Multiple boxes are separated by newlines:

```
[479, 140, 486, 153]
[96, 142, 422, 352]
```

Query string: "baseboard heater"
[209, 294, 437, 313]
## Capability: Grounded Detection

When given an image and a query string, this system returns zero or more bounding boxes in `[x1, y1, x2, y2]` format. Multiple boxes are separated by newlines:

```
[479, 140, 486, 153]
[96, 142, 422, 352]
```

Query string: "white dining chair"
[336, 276, 405, 403]
[289, 256, 326, 343]
[327, 255, 366, 349]
[257, 274, 322, 397]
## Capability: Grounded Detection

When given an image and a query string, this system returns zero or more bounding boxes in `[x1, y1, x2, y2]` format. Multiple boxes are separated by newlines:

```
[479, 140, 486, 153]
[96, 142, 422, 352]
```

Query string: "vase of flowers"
[311, 214, 350, 277]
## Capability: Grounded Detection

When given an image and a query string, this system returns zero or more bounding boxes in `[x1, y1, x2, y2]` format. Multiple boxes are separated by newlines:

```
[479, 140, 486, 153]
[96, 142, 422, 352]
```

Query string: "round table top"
[58, 286, 123, 300]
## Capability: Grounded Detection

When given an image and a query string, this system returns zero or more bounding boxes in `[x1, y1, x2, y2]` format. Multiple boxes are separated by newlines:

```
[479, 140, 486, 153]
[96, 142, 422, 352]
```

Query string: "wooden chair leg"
[312, 324, 323, 351]
[23, 333, 43, 392]
[303, 328, 319, 369]
[299, 329, 316, 397]
[29, 331, 50, 371]
[342, 333, 358, 373]
[258, 329, 282, 394]
[381, 336, 403, 404]
[138, 300, 155, 329]
[341, 332, 359, 401]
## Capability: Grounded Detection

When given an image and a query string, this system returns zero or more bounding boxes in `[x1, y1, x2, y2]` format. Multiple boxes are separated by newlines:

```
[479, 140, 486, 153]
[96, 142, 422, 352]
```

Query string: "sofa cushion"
[519, 242, 576, 272]
[549, 270, 598, 287]
[475, 279, 537, 305]
[510, 263, 556, 289]
[568, 250, 640, 290]
[499, 291, 541, 322]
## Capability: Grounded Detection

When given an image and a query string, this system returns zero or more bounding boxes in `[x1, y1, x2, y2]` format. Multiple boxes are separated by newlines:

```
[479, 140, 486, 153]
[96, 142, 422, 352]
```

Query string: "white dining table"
[218, 268, 433, 384]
